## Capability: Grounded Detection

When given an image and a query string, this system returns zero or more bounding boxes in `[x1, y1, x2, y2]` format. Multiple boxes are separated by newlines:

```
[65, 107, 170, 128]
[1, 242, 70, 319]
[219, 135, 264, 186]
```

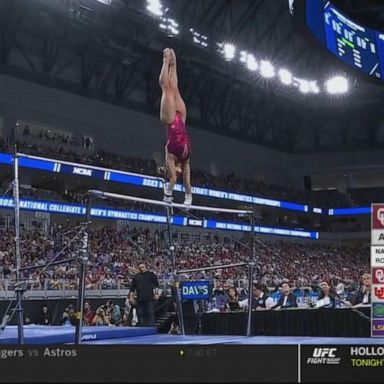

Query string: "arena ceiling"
[0, 0, 383, 153]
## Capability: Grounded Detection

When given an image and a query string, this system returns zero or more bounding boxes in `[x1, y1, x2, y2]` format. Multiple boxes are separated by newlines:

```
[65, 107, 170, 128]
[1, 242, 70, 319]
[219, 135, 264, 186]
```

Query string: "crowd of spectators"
[0, 224, 369, 292]
[32, 299, 136, 327]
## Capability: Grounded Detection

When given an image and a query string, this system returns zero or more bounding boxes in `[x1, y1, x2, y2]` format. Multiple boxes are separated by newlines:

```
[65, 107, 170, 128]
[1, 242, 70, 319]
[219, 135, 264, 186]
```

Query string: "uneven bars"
[177, 262, 248, 274]
[88, 190, 254, 215]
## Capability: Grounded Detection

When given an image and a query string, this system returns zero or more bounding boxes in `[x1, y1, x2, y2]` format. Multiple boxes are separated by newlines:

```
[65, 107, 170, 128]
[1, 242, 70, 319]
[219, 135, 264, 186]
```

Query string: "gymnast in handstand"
[159, 48, 192, 205]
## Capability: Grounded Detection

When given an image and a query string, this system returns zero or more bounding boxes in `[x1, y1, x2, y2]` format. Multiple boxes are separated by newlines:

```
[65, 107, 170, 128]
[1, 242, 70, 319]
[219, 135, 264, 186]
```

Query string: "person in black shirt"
[353, 273, 371, 306]
[272, 282, 298, 310]
[37, 305, 52, 325]
[315, 280, 336, 308]
[225, 287, 241, 312]
[128, 261, 159, 327]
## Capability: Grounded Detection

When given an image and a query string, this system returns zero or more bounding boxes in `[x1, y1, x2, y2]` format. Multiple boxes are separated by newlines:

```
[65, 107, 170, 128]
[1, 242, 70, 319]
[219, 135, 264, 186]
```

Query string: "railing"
[0, 277, 321, 300]
[0, 278, 173, 299]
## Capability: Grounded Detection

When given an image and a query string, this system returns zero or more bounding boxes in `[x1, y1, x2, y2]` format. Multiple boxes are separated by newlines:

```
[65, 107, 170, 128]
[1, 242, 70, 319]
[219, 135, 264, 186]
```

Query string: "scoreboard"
[307, 1, 384, 81]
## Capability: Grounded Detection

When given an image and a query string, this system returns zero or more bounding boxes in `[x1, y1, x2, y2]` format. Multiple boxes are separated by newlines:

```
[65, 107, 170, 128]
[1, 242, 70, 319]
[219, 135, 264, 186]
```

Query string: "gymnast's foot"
[183, 193, 192, 206]
[163, 191, 173, 203]
[163, 48, 171, 63]
[169, 48, 176, 66]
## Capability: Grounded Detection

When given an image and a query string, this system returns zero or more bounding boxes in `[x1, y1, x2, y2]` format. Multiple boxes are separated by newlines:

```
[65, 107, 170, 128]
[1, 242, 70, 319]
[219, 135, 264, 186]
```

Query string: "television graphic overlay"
[373, 268, 384, 284]
[372, 303, 384, 319]
[371, 204, 384, 245]
[372, 204, 384, 337]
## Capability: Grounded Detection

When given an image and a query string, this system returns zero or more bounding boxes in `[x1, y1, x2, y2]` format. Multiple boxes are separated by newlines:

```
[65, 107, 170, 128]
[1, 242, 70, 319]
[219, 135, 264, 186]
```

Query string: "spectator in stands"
[212, 284, 228, 311]
[119, 311, 130, 327]
[101, 272, 116, 289]
[315, 281, 336, 309]
[37, 305, 52, 325]
[159, 48, 192, 206]
[107, 300, 122, 325]
[225, 287, 241, 312]
[240, 283, 274, 311]
[272, 282, 298, 310]
[353, 273, 371, 306]
[85, 272, 97, 289]
[346, 286, 357, 304]
[168, 321, 181, 335]
[93, 305, 110, 326]
[61, 304, 76, 326]
[128, 260, 159, 327]
[83, 301, 95, 326]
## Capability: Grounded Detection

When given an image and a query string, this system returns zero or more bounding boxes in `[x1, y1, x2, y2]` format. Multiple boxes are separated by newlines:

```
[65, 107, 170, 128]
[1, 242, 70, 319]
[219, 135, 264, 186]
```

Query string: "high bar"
[177, 262, 248, 274]
[87, 190, 254, 215]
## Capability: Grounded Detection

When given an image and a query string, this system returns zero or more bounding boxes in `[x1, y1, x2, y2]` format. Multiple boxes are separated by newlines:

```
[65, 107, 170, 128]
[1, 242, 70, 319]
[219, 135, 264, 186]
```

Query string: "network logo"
[372, 205, 384, 228]
[372, 303, 384, 318]
[373, 268, 384, 284]
[306, 348, 341, 365]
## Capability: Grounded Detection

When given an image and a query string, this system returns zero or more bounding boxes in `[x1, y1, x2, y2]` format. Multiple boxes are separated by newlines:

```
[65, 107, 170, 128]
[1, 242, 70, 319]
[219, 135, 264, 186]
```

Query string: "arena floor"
[83, 334, 384, 345]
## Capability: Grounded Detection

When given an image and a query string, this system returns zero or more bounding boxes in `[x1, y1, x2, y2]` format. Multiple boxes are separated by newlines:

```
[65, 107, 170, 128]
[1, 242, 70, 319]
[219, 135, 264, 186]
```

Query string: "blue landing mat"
[0, 325, 157, 344]
[84, 334, 384, 345]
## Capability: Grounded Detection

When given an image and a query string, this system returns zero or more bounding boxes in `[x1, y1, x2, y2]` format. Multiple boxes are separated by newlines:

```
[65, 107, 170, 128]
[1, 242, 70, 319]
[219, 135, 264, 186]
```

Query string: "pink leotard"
[165, 111, 191, 161]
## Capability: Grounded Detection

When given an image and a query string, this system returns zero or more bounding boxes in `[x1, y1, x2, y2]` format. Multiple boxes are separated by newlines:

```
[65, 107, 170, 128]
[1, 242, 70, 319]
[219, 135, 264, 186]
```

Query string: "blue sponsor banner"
[280, 201, 308, 212]
[181, 281, 211, 300]
[60, 164, 105, 179]
[19, 157, 55, 172]
[328, 207, 371, 216]
[0, 153, 13, 165]
[0, 197, 319, 239]
[109, 172, 163, 188]
[0, 197, 85, 215]
[205, 219, 318, 239]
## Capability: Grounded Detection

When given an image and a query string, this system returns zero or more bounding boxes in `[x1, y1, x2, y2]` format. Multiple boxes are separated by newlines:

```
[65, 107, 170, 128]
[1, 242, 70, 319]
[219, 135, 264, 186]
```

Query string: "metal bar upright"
[75, 196, 91, 344]
[165, 204, 185, 336]
[246, 213, 256, 337]
[13, 151, 24, 344]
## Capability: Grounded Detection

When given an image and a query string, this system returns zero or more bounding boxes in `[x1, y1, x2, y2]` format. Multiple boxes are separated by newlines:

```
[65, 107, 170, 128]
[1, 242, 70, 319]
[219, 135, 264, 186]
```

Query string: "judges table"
[200, 307, 371, 337]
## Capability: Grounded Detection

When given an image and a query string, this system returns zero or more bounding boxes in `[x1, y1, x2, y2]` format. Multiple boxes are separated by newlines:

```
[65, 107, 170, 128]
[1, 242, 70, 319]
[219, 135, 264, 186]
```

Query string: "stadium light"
[260, 60, 275, 78]
[159, 17, 179, 36]
[309, 81, 320, 94]
[299, 80, 310, 93]
[146, 0, 164, 17]
[239, 51, 257, 71]
[278, 69, 292, 85]
[326, 76, 348, 94]
[246, 54, 258, 71]
[190, 28, 208, 48]
[221, 43, 236, 61]
[95, 0, 114, 4]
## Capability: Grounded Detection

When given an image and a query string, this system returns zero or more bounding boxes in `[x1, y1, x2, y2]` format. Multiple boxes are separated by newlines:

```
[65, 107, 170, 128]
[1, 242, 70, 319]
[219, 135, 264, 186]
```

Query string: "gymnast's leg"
[181, 159, 192, 205]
